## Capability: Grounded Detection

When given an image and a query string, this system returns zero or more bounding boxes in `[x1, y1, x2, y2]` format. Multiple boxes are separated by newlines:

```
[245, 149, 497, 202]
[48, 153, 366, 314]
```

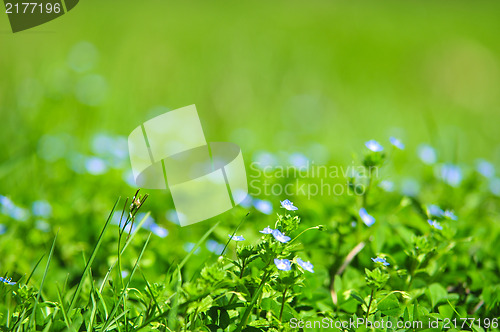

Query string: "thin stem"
[279, 286, 288, 322]
[235, 259, 273, 331]
[362, 170, 373, 208]
[365, 289, 375, 320]
[288, 226, 321, 244]
[228, 258, 246, 305]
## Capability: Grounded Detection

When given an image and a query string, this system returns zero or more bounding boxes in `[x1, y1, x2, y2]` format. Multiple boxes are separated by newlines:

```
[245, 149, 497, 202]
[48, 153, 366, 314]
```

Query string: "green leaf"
[378, 294, 402, 317]
[350, 291, 366, 306]
[426, 283, 448, 308]
[219, 308, 230, 329]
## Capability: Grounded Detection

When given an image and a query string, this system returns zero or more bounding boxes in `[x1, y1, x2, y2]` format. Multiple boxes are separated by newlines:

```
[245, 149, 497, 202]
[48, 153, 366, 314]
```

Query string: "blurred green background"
[1, 0, 500, 297]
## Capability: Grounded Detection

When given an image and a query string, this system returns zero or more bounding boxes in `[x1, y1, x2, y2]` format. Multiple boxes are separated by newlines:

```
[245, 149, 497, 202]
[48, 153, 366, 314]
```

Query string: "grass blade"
[68, 198, 119, 312]
[103, 234, 151, 330]
[29, 231, 58, 329]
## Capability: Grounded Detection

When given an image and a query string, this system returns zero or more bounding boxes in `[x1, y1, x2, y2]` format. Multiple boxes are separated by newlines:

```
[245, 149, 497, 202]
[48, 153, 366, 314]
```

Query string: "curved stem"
[288, 226, 320, 244]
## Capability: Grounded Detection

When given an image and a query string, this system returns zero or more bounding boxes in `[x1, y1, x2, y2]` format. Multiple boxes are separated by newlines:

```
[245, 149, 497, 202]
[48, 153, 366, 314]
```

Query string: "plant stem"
[362, 170, 373, 208]
[288, 226, 320, 244]
[228, 259, 246, 305]
[279, 286, 288, 322]
[235, 259, 273, 331]
[365, 289, 375, 320]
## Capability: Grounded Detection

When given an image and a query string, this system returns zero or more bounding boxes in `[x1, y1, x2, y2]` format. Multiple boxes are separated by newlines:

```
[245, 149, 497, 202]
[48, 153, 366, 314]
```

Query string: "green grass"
[1, 1, 500, 330]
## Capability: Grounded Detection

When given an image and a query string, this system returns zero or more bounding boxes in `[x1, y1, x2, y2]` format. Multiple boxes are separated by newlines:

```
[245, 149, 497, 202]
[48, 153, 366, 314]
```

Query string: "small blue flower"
[0, 196, 29, 221]
[476, 159, 495, 178]
[359, 208, 375, 227]
[35, 220, 50, 233]
[280, 199, 298, 211]
[252, 151, 279, 169]
[272, 229, 291, 243]
[390, 137, 405, 150]
[8, 207, 29, 222]
[401, 178, 420, 197]
[379, 180, 395, 192]
[0, 224, 6, 235]
[183, 242, 200, 254]
[371, 257, 389, 266]
[0, 195, 14, 210]
[427, 204, 444, 218]
[85, 157, 108, 175]
[443, 210, 457, 221]
[418, 144, 437, 164]
[259, 226, 273, 234]
[440, 164, 462, 187]
[136, 212, 160, 234]
[365, 140, 384, 152]
[206, 239, 225, 254]
[32, 200, 52, 218]
[254, 199, 273, 215]
[289, 153, 309, 168]
[229, 234, 245, 241]
[296, 258, 314, 273]
[149, 223, 168, 238]
[0, 277, 16, 286]
[428, 219, 443, 230]
[490, 178, 500, 196]
[274, 258, 291, 271]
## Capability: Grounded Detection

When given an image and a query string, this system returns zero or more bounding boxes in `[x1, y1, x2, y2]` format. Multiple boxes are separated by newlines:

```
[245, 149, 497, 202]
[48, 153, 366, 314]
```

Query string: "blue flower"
[359, 208, 375, 227]
[490, 178, 500, 196]
[476, 159, 495, 178]
[0, 196, 29, 221]
[259, 226, 273, 234]
[390, 137, 405, 150]
[32, 200, 52, 218]
[440, 164, 462, 187]
[274, 258, 291, 271]
[379, 180, 395, 192]
[296, 258, 314, 273]
[234, 190, 253, 208]
[289, 153, 309, 168]
[418, 144, 437, 164]
[0, 277, 16, 286]
[427, 204, 444, 218]
[401, 178, 420, 197]
[280, 199, 298, 211]
[149, 223, 168, 238]
[252, 151, 279, 169]
[443, 210, 457, 221]
[272, 229, 291, 243]
[0, 195, 14, 210]
[254, 199, 273, 215]
[428, 219, 443, 230]
[371, 257, 389, 266]
[85, 157, 108, 175]
[183, 242, 200, 254]
[229, 234, 245, 241]
[206, 239, 225, 254]
[0, 224, 6, 235]
[365, 140, 384, 152]
[35, 220, 50, 233]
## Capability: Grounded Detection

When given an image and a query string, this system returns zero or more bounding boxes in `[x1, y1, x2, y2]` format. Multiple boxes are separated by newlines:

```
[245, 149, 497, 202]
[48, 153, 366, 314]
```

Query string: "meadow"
[1, 1, 500, 331]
